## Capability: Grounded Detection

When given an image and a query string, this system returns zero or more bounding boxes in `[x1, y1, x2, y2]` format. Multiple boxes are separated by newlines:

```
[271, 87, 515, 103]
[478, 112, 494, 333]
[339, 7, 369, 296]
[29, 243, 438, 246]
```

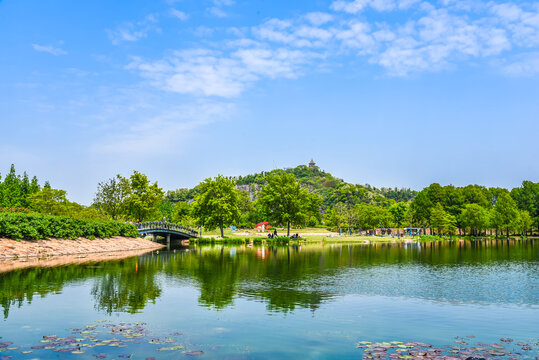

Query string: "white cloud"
[107, 28, 147, 44]
[331, 0, 396, 13]
[335, 20, 376, 53]
[32, 44, 67, 56]
[125, 0, 539, 90]
[208, 7, 228, 18]
[170, 8, 188, 21]
[501, 52, 539, 75]
[304, 12, 334, 26]
[214, 0, 235, 6]
[367, 8, 512, 75]
[208, 0, 235, 18]
[107, 14, 160, 45]
[92, 102, 235, 157]
[127, 43, 317, 98]
[489, 3, 539, 47]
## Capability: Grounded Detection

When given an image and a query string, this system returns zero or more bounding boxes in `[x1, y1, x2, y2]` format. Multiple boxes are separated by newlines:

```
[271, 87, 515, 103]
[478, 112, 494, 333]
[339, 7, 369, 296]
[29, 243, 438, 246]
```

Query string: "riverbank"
[0, 248, 159, 273]
[0, 236, 164, 260]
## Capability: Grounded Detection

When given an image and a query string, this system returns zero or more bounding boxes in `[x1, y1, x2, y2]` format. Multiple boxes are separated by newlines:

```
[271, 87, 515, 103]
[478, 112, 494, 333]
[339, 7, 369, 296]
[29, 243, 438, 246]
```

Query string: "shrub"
[0, 212, 139, 240]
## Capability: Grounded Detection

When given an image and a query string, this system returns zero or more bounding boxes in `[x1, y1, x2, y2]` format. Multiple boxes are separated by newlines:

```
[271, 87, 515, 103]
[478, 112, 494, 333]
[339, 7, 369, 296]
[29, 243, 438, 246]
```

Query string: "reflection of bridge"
[136, 222, 198, 248]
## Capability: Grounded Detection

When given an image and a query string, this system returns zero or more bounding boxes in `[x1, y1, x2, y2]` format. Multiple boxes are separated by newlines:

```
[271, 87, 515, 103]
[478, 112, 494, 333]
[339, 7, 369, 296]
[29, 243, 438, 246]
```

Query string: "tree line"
[2, 164, 538, 238]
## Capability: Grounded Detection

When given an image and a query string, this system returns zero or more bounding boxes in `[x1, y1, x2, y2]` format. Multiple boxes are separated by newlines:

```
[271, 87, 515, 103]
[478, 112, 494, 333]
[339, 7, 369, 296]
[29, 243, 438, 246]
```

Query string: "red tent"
[255, 221, 271, 230]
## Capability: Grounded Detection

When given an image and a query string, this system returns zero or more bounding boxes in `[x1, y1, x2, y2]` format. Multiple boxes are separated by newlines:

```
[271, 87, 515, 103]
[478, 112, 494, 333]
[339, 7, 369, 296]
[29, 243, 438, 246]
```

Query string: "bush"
[0, 212, 139, 240]
[267, 236, 291, 244]
[195, 237, 247, 244]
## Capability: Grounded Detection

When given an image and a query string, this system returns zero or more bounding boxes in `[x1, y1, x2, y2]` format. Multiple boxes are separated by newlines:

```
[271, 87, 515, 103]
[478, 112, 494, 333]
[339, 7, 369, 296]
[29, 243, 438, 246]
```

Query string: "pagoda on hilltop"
[308, 159, 317, 169]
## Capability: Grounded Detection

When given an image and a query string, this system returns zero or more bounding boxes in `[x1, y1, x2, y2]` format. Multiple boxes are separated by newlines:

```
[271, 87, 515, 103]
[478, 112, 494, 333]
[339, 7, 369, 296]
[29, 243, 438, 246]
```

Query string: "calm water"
[0, 240, 538, 359]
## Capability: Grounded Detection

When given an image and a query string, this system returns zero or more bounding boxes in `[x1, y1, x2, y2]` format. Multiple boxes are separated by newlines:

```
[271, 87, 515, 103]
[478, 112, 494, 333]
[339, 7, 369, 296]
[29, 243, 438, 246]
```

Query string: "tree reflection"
[90, 259, 162, 314]
[1, 239, 536, 319]
[0, 257, 162, 318]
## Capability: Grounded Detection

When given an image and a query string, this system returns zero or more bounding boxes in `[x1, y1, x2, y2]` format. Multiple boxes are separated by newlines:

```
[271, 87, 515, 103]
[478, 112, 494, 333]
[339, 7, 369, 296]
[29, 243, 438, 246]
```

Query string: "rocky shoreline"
[0, 237, 164, 260]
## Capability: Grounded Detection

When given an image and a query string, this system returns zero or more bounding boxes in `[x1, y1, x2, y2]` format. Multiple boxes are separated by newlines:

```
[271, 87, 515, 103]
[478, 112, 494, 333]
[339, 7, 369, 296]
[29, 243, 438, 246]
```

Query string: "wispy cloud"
[125, 0, 539, 95]
[304, 12, 334, 26]
[127, 45, 317, 98]
[501, 52, 539, 76]
[170, 8, 188, 21]
[107, 14, 160, 45]
[91, 101, 235, 157]
[32, 44, 67, 56]
[207, 0, 235, 18]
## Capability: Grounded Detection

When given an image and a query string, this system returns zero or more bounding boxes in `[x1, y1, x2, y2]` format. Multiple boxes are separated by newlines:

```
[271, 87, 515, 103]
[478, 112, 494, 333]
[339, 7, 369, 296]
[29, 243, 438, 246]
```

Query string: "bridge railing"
[136, 221, 198, 238]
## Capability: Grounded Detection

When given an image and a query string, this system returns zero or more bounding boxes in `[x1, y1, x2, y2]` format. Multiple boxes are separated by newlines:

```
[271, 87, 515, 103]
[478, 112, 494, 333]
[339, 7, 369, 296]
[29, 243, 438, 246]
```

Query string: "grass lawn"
[192, 226, 419, 243]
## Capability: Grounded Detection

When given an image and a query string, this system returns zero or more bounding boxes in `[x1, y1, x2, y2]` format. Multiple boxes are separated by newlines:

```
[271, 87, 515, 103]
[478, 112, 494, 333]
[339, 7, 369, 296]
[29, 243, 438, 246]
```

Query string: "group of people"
[267, 229, 301, 239]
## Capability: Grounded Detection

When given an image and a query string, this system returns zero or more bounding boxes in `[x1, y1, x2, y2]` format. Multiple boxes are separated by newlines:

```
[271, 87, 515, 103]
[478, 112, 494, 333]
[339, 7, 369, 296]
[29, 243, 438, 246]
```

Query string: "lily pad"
[185, 350, 204, 356]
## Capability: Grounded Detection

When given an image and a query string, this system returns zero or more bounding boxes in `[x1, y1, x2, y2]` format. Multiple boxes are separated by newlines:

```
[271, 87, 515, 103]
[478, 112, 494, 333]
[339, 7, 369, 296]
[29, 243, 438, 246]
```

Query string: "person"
[273, 229, 278, 237]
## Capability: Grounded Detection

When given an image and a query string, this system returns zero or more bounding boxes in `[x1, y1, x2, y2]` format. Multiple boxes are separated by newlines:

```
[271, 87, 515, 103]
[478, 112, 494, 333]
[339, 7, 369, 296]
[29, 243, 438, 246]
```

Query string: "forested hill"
[166, 164, 417, 208]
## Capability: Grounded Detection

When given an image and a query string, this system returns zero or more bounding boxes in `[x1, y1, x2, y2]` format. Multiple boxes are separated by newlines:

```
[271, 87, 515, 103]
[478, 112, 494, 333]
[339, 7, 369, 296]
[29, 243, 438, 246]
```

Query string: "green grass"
[199, 227, 332, 237]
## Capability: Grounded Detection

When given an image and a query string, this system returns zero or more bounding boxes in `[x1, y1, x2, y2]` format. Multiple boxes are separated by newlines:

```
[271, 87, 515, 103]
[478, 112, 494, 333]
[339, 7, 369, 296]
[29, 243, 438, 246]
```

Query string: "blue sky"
[1, 0, 538, 204]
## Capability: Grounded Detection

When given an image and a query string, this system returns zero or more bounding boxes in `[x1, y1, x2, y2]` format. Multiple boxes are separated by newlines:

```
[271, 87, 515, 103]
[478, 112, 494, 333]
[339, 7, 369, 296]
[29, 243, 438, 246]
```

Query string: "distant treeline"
[162, 165, 538, 237]
[1, 164, 538, 238]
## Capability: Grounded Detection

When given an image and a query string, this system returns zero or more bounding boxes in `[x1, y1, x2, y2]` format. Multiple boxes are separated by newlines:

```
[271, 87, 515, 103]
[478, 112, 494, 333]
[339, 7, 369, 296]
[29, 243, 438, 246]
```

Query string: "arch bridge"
[136, 221, 198, 248]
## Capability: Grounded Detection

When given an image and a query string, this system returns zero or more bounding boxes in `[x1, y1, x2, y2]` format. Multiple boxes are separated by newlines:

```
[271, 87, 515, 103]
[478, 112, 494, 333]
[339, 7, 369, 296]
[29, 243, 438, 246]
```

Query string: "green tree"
[491, 192, 519, 238]
[158, 200, 175, 221]
[124, 171, 164, 221]
[511, 181, 539, 233]
[355, 203, 384, 234]
[518, 210, 532, 236]
[1, 164, 23, 207]
[258, 171, 311, 237]
[389, 202, 408, 238]
[444, 213, 458, 238]
[460, 203, 489, 236]
[324, 203, 346, 234]
[426, 183, 444, 205]
[93, 174, 131, 220]
[28, 187, 69, 216]
[192, 175, 241, 238]
[171, 201, 194, 225]
[410, 190, 432, 231]
[430, 203, 448, 235]
[462, 185, 490, 208]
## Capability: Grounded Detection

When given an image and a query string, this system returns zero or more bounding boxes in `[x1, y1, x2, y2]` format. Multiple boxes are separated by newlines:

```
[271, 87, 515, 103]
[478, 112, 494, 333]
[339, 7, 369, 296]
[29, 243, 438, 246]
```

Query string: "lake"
[0, 239, 537, 359]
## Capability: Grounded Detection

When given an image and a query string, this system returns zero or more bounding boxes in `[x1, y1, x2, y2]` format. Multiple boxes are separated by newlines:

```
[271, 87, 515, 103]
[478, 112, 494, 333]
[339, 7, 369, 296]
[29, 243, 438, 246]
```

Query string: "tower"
[309, 159, 316, 168]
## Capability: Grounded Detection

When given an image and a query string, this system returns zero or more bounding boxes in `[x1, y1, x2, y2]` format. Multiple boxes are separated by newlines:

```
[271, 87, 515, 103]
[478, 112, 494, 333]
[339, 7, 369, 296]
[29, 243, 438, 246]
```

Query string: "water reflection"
[90, 259, 162, 314]
[0, 239, 537, 319]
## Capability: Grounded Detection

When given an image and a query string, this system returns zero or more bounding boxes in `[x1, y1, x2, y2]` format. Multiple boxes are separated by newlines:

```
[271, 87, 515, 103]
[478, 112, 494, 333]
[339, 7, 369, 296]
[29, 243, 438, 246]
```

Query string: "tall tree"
[93, 174, 131, 220]
[324, 203, 346, 234]
[460, 204, 489, 236]
[124, 171, 164, 221]
[491, 192, 519, 238]
[511, 181, 539, 233]
[389, 202, 408, 238]
[28, 187, 69, 216]
[1, 164, 23, 207]
[258, 171, 311, 237]
[518, 210, 533, 236]
[430, 203, 448, 235]
[410, 191, 432, 231]
[192, 175, 241, 238]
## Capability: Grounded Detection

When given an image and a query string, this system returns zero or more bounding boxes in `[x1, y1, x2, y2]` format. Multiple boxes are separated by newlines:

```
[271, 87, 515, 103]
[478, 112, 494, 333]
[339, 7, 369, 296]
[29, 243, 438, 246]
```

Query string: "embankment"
[0, 237, 164, 260]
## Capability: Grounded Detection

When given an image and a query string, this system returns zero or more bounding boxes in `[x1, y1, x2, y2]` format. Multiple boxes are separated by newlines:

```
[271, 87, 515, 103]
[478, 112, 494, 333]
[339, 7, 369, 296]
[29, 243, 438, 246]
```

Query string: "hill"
[165, 162, 416, 209]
